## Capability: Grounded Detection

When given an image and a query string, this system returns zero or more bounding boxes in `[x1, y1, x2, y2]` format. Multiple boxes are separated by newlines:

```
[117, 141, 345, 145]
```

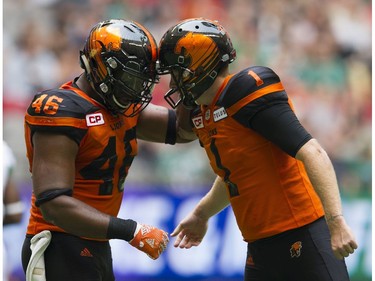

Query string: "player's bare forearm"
[171, 176, 230, 249]
[195, 176, 230, 219]
[296, 138, 358, 259]
[296, 139, 342, 218]
[41, 196, 169, 259]
[40, 195, 111, 238]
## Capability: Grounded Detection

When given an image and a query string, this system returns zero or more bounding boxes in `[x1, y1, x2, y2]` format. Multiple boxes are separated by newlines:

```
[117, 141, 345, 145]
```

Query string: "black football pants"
[245, 217, 350, 281]
[22, 232, 115, 281]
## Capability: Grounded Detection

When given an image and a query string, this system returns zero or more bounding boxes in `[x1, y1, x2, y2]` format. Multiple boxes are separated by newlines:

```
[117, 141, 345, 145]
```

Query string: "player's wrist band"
[106, 217, 137, 242]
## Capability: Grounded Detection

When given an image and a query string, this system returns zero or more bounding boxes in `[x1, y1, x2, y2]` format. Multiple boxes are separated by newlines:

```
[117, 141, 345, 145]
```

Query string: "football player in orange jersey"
[158, 18, 358, 281]
[21, 19, 195, 281]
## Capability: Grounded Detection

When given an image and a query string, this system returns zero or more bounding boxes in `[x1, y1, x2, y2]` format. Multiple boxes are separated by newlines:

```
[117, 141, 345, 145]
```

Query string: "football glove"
[129, 224, 169, 260]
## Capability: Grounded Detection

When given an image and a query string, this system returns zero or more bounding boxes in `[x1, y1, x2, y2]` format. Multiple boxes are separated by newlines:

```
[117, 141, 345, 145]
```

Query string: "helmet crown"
[158, 18, 236, 108]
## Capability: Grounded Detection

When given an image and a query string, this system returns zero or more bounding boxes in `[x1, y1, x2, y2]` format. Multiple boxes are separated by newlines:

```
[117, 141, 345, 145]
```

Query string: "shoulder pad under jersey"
[25, 88, 101, 143]
[27, 88, 99, 119]
[217, 66, 282, 109]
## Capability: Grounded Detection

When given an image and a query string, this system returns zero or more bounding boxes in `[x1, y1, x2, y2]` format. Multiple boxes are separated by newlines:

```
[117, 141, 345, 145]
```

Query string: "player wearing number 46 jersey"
[158, 18, 358, 281]
[21, 19, 195, 281]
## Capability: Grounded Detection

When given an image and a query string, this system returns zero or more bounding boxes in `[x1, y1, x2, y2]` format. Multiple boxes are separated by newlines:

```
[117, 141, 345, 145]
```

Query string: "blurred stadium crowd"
[3, 0, 371, 195]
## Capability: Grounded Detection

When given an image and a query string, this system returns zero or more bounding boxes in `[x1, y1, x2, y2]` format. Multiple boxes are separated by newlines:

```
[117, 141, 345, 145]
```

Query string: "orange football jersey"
[24, 81, 139, 237]
[192, 66, 324, 242]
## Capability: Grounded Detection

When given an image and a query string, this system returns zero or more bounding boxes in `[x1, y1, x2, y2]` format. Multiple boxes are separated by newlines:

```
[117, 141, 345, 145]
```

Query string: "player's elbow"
[39, 197, 69, 225]
[39, 202, 58, 224]
[296, 138, 328, 161]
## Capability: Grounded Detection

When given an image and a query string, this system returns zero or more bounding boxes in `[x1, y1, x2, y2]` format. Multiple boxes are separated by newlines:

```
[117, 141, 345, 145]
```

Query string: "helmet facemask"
[161, 59, 226, 109]
[162, 64, 197, 109]
[97, 54, 157, 116]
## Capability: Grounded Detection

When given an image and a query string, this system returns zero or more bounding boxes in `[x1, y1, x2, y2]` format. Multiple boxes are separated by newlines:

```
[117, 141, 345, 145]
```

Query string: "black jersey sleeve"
[25, 89, 99, 144]
[232, 92, 312, 157]
[223, 66, 312, 157]
[249, 101, 312, 157]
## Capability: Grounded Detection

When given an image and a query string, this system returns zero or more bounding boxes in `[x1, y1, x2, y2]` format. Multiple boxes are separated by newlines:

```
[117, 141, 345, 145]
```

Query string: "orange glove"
[129, 224, 169, 260]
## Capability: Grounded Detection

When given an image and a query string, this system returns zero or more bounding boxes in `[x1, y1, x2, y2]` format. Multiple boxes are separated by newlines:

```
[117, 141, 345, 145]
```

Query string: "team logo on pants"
[290, 241, 302, 258]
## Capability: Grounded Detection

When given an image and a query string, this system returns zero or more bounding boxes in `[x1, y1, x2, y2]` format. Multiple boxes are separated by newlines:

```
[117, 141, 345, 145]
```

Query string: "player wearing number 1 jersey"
[21, 19, 195, 281]
[158, 18, 357, 281]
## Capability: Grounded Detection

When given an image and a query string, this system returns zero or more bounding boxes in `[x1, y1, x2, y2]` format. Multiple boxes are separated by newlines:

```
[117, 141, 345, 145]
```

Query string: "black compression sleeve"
[106, 217, 137, 242]
[249, 103, 312, 157]
[165, 109, 177, 145]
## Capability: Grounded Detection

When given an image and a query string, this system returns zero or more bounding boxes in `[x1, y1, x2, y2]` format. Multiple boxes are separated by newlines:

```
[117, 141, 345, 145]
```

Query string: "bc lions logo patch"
[246, 254, 255, 266]
[290, 241, 302, 258]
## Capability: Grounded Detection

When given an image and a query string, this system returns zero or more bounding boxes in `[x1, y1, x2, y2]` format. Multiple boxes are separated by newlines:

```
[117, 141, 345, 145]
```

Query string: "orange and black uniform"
[24, 80, 138, 235]
[22, 79, 139, 280]
[191, 66, 349, 281]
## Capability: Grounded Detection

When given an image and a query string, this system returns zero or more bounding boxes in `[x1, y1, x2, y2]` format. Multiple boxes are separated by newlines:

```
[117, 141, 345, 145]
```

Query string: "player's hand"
[171, 212, 208, 249]
[129, 224, 169, 260]
[327, 216, 358, 260]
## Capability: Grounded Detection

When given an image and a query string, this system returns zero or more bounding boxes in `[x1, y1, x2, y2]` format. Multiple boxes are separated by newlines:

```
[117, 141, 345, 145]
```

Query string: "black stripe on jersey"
[233, 92, 312, 157]
[27, 124, 87, 146]
[27, 89, 100, 118]
[216, 66, 281, 108]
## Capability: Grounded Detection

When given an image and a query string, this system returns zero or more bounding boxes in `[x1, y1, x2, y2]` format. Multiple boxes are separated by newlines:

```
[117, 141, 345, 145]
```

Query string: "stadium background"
[3, 0, 371, 280]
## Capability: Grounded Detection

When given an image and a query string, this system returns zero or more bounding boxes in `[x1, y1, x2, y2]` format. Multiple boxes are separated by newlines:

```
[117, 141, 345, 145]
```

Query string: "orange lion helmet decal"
[85, 24, 123, 82]
[174, 32, 220, 82]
